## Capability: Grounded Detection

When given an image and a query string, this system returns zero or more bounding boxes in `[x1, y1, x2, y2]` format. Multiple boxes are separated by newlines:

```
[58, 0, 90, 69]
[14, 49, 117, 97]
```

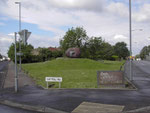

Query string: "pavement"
[4, 61, 35, 88]
[0, 61, 150, 113]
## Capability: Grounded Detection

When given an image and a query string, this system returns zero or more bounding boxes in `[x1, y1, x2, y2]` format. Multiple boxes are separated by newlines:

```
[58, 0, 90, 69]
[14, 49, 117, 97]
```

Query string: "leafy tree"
[39, 48, 52, 61]
[80, 42, 90, 58]
[60, 27, 88, 53]
[52, 50, 63, 58]
[0, 54, 2, 59]
[87, 37, 103, 59]
[85, 37, 114, 60]
[114, 42, 129, 60]
[135, 54, 140, 59]
[112, 55, 119, 61]
[139, 46, 150, 59]
[21, 44, 34, 63]
[100, 42, 114, 60]
[8, 42, 34, 63]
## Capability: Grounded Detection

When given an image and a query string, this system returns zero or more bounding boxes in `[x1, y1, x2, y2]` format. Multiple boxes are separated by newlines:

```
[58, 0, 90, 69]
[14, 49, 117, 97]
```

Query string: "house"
[48, 47, 61, 52]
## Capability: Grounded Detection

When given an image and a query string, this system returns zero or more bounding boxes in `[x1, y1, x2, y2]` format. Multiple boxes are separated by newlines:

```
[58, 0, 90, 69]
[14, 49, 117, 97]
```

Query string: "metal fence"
[123, 60, 132, 81]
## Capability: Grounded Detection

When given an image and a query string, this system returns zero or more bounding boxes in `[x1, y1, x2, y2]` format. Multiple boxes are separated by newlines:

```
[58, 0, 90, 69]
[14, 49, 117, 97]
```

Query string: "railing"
[122, 60, 131, 81]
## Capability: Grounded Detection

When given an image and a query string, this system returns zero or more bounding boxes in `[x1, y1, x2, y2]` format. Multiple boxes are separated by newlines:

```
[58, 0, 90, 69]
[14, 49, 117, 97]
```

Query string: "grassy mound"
[22, 58, 124, 88]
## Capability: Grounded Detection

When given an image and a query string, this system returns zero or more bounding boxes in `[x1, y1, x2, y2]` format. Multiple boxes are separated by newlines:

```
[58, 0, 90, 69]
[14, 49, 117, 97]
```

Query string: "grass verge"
[22, 58, 124, 88]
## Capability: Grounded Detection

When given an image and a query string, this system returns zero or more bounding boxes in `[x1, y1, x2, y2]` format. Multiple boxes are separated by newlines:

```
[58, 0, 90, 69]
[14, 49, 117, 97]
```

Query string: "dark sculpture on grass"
[65, 48, 81, 58]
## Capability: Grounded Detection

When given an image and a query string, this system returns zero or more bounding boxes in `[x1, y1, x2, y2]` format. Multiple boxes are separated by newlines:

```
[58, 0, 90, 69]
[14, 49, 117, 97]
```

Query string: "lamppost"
[15, 2, 22, 71]
[132, 29, 143, 31]
[129, 0, 132, 81]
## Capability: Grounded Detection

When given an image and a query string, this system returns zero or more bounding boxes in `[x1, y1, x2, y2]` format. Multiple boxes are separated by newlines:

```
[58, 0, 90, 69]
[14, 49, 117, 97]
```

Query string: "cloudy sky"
[0, 0, 150, 56]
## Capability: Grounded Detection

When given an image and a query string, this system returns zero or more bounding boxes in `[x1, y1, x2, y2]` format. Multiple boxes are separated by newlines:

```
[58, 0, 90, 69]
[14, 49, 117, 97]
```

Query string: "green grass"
[22, 58, 124, 88]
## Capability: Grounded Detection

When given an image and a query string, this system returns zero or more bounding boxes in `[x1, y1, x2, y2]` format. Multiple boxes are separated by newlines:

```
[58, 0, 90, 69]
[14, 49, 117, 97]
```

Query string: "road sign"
[17, 52, 23, 56]
[18, 29, 31, 45]
[45, 77, 62, 82]
[45, 77, 62, 88]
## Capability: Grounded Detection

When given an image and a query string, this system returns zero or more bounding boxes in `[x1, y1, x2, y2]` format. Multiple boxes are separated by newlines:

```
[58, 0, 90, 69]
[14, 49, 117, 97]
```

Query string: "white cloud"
[28, 34, 61, 48]
[0, 33, 14, 56]
[0, 0, 150, 56]
[46, 0, 105, 11]
[106, 2, 128, 17]
[133, 4, 150, 22]
[114, 34, 128, 40]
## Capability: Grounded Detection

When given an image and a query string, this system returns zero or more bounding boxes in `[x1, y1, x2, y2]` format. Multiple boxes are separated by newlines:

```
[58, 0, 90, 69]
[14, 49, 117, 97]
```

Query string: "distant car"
[7, 57, 11, 61]
[136, 58, 141, 61]
[2, 57, 6, 61]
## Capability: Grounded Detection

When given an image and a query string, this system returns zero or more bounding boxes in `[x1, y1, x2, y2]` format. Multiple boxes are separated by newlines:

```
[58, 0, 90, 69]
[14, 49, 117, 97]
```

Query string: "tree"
[87, 37, 103, 59]
[0, 54, 2, 59]
[7, 42, 34, 63]
[21, 44, 34, 63]
[39, 48, 52, 61]
[139, 46, 150, 59]
[52, 50, 63, 58]
[114, 42, 129, 60]
[101, 42, 114, 60]
[60, 27, 88, 53]
[85, 37, 114, 60]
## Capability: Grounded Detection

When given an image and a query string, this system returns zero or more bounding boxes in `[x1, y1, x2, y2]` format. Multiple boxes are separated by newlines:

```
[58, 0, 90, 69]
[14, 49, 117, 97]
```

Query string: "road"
[0, 61, 8, 71]
[0, 61, 9, 89]
[132, 60, 150, 89]
[133, 60, 150, 75]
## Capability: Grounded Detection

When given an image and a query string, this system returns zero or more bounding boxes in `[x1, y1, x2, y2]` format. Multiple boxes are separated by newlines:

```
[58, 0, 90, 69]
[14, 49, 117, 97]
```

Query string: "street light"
[129, 0, 132, 81]
[132, 29, 143, 31]
[15, 1, 22, 71]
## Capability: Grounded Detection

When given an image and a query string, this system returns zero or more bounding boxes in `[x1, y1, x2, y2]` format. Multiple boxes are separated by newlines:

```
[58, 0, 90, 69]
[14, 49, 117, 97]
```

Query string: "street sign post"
[45, 77, 62, 89]
[17, 52, 23, 56]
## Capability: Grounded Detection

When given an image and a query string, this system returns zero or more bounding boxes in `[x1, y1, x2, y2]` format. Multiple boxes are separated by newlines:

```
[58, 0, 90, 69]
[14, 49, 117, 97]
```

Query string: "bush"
[112, 55, 119, 61]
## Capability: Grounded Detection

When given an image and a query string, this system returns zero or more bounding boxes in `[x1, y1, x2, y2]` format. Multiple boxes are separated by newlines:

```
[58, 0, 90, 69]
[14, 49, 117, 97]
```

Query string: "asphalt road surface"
[0, 61, 9, 89]
[133, 60, 150, 75]
[0, 61, 8, 71]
